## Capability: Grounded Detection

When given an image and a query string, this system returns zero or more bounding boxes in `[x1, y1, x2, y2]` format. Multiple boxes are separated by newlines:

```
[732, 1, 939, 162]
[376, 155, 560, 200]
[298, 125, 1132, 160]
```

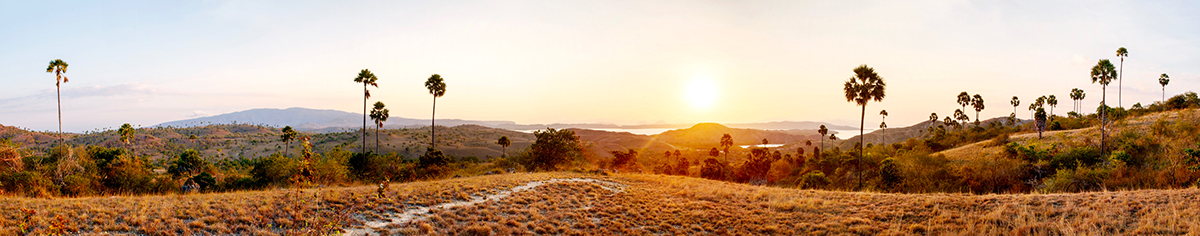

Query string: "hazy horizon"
[3, 1, 1199, 133]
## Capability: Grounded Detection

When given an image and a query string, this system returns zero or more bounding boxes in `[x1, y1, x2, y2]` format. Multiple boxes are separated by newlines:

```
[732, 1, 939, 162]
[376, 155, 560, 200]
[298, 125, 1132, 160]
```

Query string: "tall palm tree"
[280, 126, 297, 157]
[971, 94, 984, 125]
[1092, 59, 1117, 156]
[817, 125, 828, 152]
[1159, 73, 1170, 103]
[879, 110, 888, 144]
[1046, 95, 1058, 121]
[46, 59, 69, 140]
[353, 69, 379, 153]
[1116, 47, 1128, 108]
[496, 136, 511, 158]
[1010, 96, 1019, 118]
[843, 64, 886, 191]
[119, 123, 135, 157]
[953, 109, 969, 128]
[1070, 88, 1083, 114]
[957, 92, 971, 114]
[370, 101, 390, 154]
[720, 134, 733, 162]
[424, 74, 447, 149]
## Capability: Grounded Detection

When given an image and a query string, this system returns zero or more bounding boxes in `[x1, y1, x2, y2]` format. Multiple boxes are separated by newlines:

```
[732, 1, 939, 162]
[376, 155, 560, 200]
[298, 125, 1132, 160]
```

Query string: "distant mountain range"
[155, 107, 856, 133]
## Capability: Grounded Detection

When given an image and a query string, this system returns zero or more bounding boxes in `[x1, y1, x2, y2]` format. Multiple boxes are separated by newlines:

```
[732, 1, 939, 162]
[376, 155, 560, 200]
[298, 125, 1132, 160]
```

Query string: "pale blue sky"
[2, 0, 1198, 132]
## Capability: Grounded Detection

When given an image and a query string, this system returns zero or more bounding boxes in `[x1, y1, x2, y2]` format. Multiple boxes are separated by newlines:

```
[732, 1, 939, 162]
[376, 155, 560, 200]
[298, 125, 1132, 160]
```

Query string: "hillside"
[156, 107, 516, 131]
[4, 172, 1198, 235]
[833, 116, 1031, 150]
[653, 123, 821, 149]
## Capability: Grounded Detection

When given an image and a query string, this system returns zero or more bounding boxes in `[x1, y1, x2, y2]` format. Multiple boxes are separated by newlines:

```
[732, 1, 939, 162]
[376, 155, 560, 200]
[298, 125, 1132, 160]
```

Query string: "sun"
[684, 76, 719, 111]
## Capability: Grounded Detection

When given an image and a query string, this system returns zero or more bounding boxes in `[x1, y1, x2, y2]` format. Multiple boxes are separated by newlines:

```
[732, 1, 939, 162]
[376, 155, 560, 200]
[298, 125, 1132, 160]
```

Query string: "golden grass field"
[4, 171, 1200, 235]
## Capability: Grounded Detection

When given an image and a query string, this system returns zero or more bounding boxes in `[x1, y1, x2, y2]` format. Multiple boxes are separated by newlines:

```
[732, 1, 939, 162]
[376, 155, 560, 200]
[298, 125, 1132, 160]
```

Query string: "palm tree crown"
[843, 64, 885, 191]
[46, 59, 69, 140]
[425, 74, 447, 149]
[353, 69, 379, 153]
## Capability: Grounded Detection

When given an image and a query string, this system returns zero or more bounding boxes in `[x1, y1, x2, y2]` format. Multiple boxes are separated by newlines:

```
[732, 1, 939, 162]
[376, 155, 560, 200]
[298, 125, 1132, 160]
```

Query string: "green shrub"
[799, 171, 830, 189]
[1042, 167, 1108, 193]
[1109, 150, 1136, 167]
[878, 158, 901, 190]
[1052, 146, 1102, 170]
[0, 171, 56, 197]
[251, 153, 299, 186]
[1151, 119, 1172, 136]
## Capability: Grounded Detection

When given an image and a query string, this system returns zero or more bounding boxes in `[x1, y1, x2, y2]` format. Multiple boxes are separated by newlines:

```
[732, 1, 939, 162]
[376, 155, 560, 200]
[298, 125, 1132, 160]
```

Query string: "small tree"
[1034, 108, 1048, 139]
[527, 128, 582, 171]
[720, 134, 734, 162]
[370, 101, 390, 154]
[280, 126, 297, 157]
[878, 158, 901, 191]
[496, 136, 511, 158]
[118, 123, 135, 157]
[168, 149, 207, 178]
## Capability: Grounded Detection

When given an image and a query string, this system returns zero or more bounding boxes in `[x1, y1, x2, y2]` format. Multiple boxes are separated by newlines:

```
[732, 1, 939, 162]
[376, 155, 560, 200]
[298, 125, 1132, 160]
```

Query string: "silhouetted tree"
[1116, 47, 1128, 108]
[425, 74, 447, 149]
[720, 134, 734, 162]
[971, 94, 984, 126]
[1035, 108, 1048, 139]
[1159, 73, 1170, 103]
[957, 91, 971, 114]
[353, 69, 379, 153]
[953, 109, 968, 128]
[879, 110, 888, 144]
[1046, 95, 1058, 121]
[708, 147, 720, 160]
[370, 101, 390, 154]
[1070, 89, 1084, 114]
[46, 59, 69, 140]
[496, 136, 511, 158]
[844, 64, 886, 190]
[1010, 96, 1020, 119]
[528, 128, 581, 171]
[817, 125, 828, 152]
[1092, 59, 1117, 156]
[280, 126, 297, 157]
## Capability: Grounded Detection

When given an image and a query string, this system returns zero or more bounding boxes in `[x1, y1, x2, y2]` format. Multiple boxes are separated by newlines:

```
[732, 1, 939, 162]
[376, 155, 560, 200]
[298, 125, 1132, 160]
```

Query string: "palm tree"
[843, 64, 886, 191]
[424, 74, 447, 149]
[1046, 95, 1058, 121]
[119, 123, 135, 157]
[370, 101, 390, 154]
[957, 92, 971, 114]
[1010, 96, 1019, 118]
[720, 134, 733, 162]
[879, 110, 888, 144]
[953, 109, 969, 128]
[1159, 73, 1170, 103]
[1092, 59, 1117, 156]
[280, 126, 297, 157]
[1070, 88, 1083, 114]
[353, 69, 379, 153]
[1116, 47, 1128, 108]
[817, 125, 828, 152]
[46, 59, 69, 140]
[971, 94, 984, 125]
[496, 136, 511, 158]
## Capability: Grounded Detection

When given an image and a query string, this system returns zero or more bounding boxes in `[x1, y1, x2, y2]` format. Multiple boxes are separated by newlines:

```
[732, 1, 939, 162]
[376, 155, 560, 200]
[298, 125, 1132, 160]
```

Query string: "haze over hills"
[154, 107, 856, 133]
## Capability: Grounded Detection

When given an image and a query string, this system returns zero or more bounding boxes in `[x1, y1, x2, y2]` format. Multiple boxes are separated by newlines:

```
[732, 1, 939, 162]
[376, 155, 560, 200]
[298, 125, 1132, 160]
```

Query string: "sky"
[2, 0, 1199, 133]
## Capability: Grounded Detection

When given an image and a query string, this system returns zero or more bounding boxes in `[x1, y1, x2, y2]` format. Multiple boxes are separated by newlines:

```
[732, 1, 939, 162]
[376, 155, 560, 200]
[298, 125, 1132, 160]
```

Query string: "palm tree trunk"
[363, 83, 367, 154]
[376, 126, 380, 154]
[858, 104, 865, 191]
[1101, 86, 1107, 160]
[57, 84, 62, 141]
[431, 97, 437, 149]
[1119, 58, 1123, 108]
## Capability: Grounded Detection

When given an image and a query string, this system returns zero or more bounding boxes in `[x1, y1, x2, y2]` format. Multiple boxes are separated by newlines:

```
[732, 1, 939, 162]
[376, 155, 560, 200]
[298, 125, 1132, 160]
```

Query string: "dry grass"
[5, 172, 1200, 235]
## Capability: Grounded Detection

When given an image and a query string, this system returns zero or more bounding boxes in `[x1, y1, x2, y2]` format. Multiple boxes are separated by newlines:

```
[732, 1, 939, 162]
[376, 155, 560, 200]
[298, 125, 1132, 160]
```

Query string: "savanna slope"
[5, 172, 1198, 235]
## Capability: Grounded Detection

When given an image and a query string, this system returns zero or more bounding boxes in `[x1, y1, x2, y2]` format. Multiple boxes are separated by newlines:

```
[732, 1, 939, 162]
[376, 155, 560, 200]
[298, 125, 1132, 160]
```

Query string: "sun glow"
[684, 75, 719, 111]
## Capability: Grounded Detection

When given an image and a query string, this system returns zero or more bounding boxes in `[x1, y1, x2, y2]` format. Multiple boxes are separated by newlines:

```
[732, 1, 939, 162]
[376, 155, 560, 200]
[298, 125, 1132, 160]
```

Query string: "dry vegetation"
[5, 172, 1199, 235]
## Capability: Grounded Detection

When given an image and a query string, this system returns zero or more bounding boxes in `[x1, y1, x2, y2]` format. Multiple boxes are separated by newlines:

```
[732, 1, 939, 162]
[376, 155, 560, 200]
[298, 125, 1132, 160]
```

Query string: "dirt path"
[341, 178, 626, 236]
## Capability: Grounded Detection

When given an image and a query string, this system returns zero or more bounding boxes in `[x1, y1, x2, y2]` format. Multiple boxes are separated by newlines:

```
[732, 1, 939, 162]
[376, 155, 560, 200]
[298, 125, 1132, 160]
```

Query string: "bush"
[799, 171, 830, 189]
[251, 153, 299, 186]
[1109, 150, 1135, 167]
[0, 171, 55, 197]
[1042, 167, 1108, 193]
[169, 149, 208, 178]
[1051, 146, 1102, 170]
[878, 158, 901, 190]
[700, 158, 729, 180]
